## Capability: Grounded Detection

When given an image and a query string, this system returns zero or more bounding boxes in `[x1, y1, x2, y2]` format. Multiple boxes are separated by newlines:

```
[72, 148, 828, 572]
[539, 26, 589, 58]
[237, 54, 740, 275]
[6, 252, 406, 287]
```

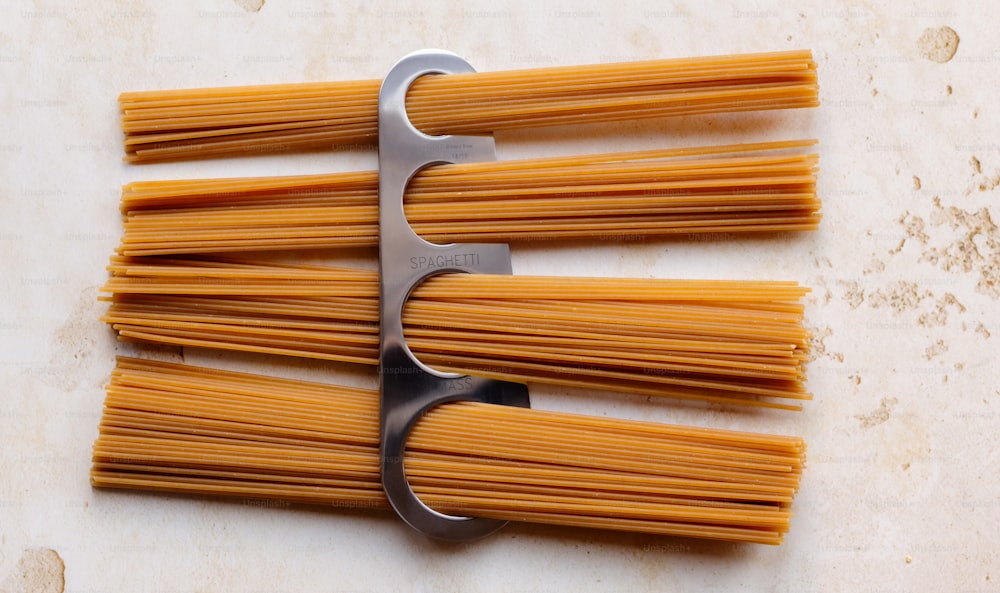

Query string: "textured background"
[1, 1, 997, 591]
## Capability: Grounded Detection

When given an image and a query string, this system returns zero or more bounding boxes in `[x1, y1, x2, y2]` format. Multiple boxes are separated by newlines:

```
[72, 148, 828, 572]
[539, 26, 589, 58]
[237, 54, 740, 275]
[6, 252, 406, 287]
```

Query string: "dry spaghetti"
[91, 357, 806, 544]
[117, 141, 819, 255]
[119, 50, 818, 162]
[100, 256, 811, 409]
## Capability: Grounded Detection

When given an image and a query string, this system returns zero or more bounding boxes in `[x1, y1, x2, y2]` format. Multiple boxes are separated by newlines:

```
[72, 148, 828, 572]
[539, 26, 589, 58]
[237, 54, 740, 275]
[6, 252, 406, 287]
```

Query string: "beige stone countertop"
[1, 1, 997, 591]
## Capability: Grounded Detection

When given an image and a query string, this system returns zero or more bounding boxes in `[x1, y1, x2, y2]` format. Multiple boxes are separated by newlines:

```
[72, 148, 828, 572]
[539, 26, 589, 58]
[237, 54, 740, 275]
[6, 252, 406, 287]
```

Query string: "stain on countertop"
[233, 0, 265, 12]
[0, 548, 64, 593]
[923, 339, 949, 360]
[917, 26, 959, 63]
[921, 198, 999, 299]
[865, 281, 931, 314]
[808, 325, 844, 363]
[856, 396, 898, 428]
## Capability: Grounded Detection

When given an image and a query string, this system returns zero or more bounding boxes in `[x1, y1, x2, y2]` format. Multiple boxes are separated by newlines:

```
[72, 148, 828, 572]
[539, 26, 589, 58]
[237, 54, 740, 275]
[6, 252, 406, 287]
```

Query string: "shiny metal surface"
[376, 50, 530, 542]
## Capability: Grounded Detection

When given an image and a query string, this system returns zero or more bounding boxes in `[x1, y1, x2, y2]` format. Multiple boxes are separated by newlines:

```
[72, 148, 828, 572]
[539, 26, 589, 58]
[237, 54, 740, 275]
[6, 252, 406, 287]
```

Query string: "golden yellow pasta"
[119, 50, 818, 162]
[101, 256, 811, 409]
[117, 141, 819, 255]
[98, 49, 818, 546]
[91, 357, 806, 544]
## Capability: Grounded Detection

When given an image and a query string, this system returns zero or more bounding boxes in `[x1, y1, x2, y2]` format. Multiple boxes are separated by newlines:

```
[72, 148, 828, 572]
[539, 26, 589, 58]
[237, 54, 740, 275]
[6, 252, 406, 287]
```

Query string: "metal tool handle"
[376, 50, 530, 542]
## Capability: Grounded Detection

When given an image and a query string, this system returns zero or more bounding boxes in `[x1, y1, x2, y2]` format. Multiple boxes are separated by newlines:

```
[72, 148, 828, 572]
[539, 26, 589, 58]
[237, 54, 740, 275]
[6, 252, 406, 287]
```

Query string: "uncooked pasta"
[91, 357, 806, 544]
[119, 51, 818, 162]
[117, 141, 819, 255]
[101, 256, 811, 409]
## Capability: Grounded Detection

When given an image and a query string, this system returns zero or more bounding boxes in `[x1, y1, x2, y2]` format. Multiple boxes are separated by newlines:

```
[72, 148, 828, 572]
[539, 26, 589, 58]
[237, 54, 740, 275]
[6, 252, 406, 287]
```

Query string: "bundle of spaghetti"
[119, 50, 818, 163]
[117, 141, 820, 256]
[91, 357, 806, 544]
[100, 256, 811, 409]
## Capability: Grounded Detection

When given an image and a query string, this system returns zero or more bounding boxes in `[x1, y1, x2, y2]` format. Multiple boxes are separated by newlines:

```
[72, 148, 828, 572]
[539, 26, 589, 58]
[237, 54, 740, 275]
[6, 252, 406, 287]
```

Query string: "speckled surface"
[1, 1, 998, 591]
